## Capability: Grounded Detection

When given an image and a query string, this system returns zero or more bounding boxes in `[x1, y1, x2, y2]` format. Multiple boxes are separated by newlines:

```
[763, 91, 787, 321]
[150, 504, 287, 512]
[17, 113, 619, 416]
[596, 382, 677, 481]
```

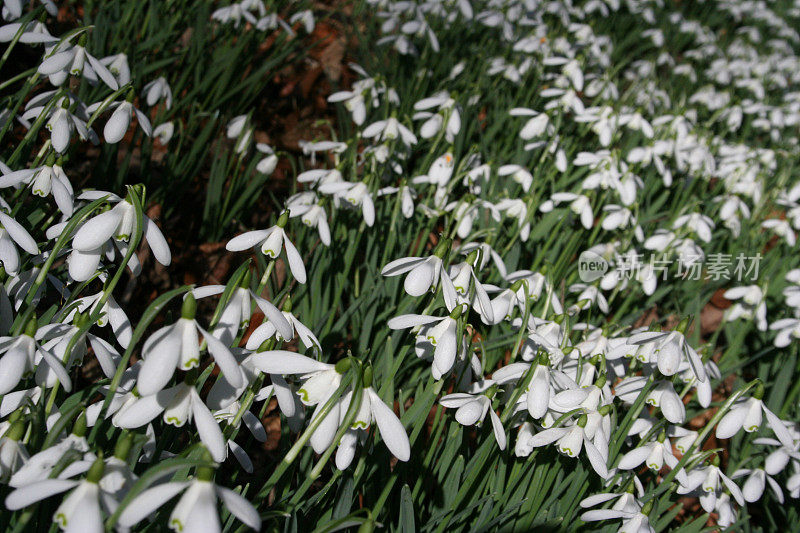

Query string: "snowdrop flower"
[286, 192, 330, 246]
[567, 284, 609, 315]
[211, 2, 258, 26]
[0, 209, 39, 274]
[193, 282, 292, 347]
[732, 468, 784, 503]
[298, 167, 343, 188]
[225, 213, 306, 283]
[289, 9, 315, 33]
[0, 318, 71, 395]
[329, 84, 370, 125]
[99, 53, 130, 85]
[526, 414, 609, 478]
[377, 185, 416, 218]
[153, 121, 174, 144]
[413, 91, 461, 142]
[509, 108, 549, 140]
[440, 382, 506, 450]
[115, 381, 228, 462]
[447, 257, 495, 323]
[61, 289, 132, 348]
[615, 378, 685, 424]
[226, 114, 253, 153]
[8, 416, 90, 488]
[362, 117, 417, 147]
[87, 96, 152, 144]
[6, 455, 119, 532]
[298, 140, 347, 164]
[36, 315, 122, 381]
[214, 401, 267, 472]
[318, 180, 375, 227]
[38, 39, 119, 90]
[255, 143, 278, 174]
[142, 77, 173, 109]
[245, 302, 319, 354]
[21, 96, 93, 154]
[496, 199, 531, 241]
[247, 350, 345, 453]
[580, 492, 654, 533]
[677, 461, 745, 514]
[334, 369, 410, 469]
[673, 213, 715, 243]
[724, 285, 767, 331]
[0, 20, 57, 43]
[413, 152, 455, 189]
[0, 158, 74, 215]
[118, 465, 260, 532]
[717, 390, 794, 447]
[205, 345, 301, 432]
[629, 328, 706, 382]
[388, 309, 461, 380]
[602, 205, 643, 240]
[753, 435, 800, 475]
[770, 317, 800, 347]
[493, 355, 551, 419]
[445, 197, 501, 239]
[0, 421, 28, 482]
[762, 219, 797, 246]
[505, 270, 562, 314]
[67, 190, 171, 281]
[617, 433, 686, 482]
[381, 239, 452, 297]
[540, 193, 594, 230]
[135, 294, 244, 396]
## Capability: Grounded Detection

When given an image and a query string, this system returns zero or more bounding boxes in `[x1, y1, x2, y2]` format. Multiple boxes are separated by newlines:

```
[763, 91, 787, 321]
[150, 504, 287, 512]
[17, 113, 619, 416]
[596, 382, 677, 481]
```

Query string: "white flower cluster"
[1, 0, 800, 531]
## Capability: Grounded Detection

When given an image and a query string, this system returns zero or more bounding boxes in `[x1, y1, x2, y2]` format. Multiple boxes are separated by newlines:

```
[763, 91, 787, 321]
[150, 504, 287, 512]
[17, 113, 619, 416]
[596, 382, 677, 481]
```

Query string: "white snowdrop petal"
[114, 391, 172, 428]
[38, 347, 72, 392]
[528, 427, 569, 447]
[488, 409, 506, 450]
[38, 50, 74, 75]
[251, 293, 293, 340]
[335, 430, 358, 470]
[198, 325, 243, 388]
[117, 482, 189, 527]
[763, 407, 794, 448]
[143, 217, 171, 266]
[226, 229, 271, 252]
[282, 233, 307, 283]
[138, 324, 181, 396]
[104, 104, 132, 144]
[310, 400, 341, 454]
[387, 314, 440, 329]
[215, 486, 261, 530]
[249, 350, 330, 374]
[229, 440, 253, 473]
[190, 389, 226, 462]
[743, 471, 765, 502]
[0, 212, 38, 255]
[5, 478, 78, 509]
[73, 209, 122, 251]
[584, 437, 609, 478]
[369, 388, 410, 461]
[617, 446, 651, 470]
[716, 406, 746, 439]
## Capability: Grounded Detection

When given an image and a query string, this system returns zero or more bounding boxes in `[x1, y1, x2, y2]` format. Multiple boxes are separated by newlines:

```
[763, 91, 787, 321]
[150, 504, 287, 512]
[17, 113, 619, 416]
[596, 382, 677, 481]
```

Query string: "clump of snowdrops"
[1, 0, 800, 531]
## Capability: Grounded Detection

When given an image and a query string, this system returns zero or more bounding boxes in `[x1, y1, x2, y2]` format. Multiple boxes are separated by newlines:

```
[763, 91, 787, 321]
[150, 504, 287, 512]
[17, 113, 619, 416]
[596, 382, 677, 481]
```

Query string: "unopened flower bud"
[181, 293, 197, 319]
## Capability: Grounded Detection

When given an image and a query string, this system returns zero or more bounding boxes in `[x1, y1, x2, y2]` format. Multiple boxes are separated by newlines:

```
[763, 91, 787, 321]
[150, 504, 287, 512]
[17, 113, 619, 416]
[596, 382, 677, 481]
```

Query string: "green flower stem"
[289, 367, 364, 505]
[258, 371, 354, 498]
